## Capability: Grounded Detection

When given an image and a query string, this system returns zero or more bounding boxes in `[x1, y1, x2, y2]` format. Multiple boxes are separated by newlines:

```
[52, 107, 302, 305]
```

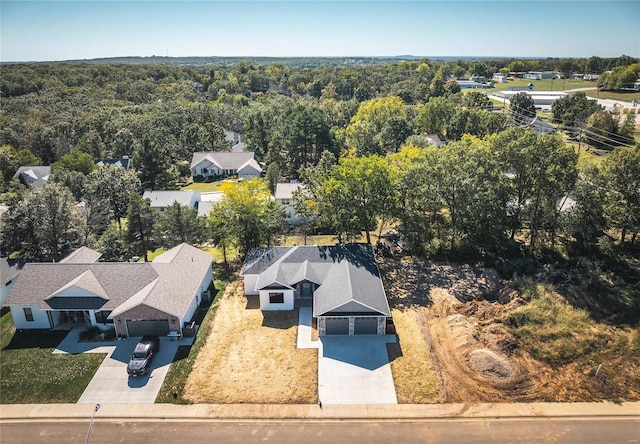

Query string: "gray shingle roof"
[190, 152, 257, 170]
[12, 166, 50, 181]
[59, 246, 102, 263]
[142, 190, 199, 208]
[275, 183, 303, 200]
[5, 244, 213, 320]
[241, 244, 390, 317]
[1, 258, 22, 285]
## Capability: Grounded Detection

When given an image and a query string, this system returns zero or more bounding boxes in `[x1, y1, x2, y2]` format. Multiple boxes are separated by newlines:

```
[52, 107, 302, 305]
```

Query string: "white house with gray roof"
[240, 244, 391, 335]
[4, 244, 213, 338]
[12, 166, 51, 188]
[274, 182, 305, 226]
[142, 190, 200, 215]
[191, 152, 262, 180]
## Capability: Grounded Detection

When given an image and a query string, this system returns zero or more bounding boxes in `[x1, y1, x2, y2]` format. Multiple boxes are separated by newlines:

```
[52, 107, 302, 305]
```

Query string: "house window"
[23, 307, 34, 322]
[281, 199, 290, 206]
[95, 311, 113, 324]
[269, 292, 285, 304]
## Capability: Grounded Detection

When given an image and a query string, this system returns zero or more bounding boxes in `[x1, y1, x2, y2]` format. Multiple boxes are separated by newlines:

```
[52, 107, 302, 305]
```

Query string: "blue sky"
[1, 1, 638, 62]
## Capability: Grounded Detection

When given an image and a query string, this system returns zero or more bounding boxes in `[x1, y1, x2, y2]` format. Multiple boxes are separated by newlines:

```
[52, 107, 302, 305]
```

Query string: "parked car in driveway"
[127, 336, 160, 377]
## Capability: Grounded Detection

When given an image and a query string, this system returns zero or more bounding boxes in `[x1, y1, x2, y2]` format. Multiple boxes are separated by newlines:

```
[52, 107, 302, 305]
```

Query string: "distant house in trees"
[142, 190, 200, 215]
[526, 116, 556, 135]
[274, 182, 305, 226]
[424, 134, 447, 147]
[224, 130, 246, 152]
[12, 166, 50, 188]
[190, 152, 262, 181]
[95, 156, 131, 170]
[197, 191, 225, 217]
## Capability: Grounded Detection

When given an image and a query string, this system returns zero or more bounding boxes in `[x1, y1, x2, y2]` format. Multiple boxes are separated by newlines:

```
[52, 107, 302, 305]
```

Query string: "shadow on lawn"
[3, 329, 68, 350]
[262, 310, 298, 330]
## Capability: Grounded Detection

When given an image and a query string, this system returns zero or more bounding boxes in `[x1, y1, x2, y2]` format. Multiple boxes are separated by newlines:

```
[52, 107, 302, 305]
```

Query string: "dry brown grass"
[387, 308, 443, 403]
[183, 281, 318, 404]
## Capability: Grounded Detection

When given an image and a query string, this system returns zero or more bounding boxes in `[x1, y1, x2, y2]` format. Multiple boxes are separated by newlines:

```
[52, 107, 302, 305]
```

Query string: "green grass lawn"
[464, 77, 597, 95]
[181, 181, 224, 192]
[580, 89, 640, 102]
[0, 311, 105, 403]
[156, 276, 228, 403]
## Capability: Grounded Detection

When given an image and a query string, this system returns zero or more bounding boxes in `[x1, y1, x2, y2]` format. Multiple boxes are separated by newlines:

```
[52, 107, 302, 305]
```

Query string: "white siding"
[244, 274, 259, 296]
[259, 289, 294, 311]
[10, 305, 50, 329]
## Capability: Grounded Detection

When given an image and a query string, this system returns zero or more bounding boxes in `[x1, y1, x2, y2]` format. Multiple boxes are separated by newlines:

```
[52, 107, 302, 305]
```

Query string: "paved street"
[2, 418, 638, 444]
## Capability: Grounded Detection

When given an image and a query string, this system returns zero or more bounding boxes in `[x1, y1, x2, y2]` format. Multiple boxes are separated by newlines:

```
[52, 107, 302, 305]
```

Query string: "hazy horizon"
[1, 1, 638, 63]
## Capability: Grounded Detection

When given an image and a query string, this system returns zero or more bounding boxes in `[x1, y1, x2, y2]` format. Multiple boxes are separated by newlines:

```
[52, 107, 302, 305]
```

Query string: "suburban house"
[95, 156, 130, 170]
[240, 244, 391, 336]
[492, 73, 508, 83]
[197, 191, 225, 217]
[190, 152, 262, 181]
[224, 129, 246, 152]
[142, 190, 200, 214]
[526, 116, 556, 134]
[274, 182, 305, 226]
[3, 243, 213, 338]
[424, 133, 447, 147]
[12, 166, 51, 188]
[1, 258, 22, 307]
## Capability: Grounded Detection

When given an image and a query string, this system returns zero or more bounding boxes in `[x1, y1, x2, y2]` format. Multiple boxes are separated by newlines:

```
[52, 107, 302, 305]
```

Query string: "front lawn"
[182, 280, 317, 403]
[0, 312, 105, 403]
[181, 181, 223, 192]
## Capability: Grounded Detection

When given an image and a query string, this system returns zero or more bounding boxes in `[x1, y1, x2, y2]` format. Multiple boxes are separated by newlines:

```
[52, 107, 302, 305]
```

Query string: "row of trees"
[296, 129, 639, 257]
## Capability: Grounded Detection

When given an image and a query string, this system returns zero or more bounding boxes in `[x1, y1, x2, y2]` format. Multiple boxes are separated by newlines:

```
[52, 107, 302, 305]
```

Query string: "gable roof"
[12, 166, 51, 181]
[190, 151, 257, 170]
[275, 183, 303, 200]
[142, 190, 199, 208]
[59, 246, 102, 263]
[1, 257, 22, 285]
[237, 158, 263, 174]
[5, 244, 213, 319]
[241, 244, 390, 317]
[95, 157, 130, 170]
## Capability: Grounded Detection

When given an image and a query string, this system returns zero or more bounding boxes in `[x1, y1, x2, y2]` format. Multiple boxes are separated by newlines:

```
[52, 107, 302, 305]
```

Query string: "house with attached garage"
[240, 244, 391, 336]
[3, 243, 213, 338]
[191, 151, 262, 181]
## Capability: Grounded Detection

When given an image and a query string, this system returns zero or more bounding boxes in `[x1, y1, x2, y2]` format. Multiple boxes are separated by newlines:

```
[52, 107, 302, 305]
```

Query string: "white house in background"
[241, 244, 391, 336]
[424, 134, 447, 147]
[1, 258, 22, 307]
[191, 152, 262, 180]
[224, 130, 246, 152]
[12, 166, 51, 188]
[3, 244, 213, 338]
[492, 73, 508, 83]
[274, 182, 305, 226]
[142, 190, 200, 215]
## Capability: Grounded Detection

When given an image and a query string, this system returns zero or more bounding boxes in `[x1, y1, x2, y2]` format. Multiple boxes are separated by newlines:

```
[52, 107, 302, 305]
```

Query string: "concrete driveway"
[318, 335, 397, 405]
[77, 337, 179, 404]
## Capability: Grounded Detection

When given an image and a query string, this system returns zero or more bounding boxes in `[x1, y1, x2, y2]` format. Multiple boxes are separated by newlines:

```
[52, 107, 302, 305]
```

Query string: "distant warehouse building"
[456, 80, 494, 89]
[494, 90, 568, 107]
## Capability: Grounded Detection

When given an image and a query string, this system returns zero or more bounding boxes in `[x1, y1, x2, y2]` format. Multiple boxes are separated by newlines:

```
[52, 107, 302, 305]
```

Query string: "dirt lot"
[380, 256, 640, 403]
[183, 281, 317, 403]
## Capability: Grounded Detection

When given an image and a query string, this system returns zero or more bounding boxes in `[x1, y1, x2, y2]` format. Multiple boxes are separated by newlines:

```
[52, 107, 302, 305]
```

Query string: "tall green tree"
[414, 97, 456, 135]
[84, 165, 141, 227]
[154, 202, 208, 249]
[132, 135, 175, 191]
[509, 92, 536, 125]
[51, 149, 96, 176]
[0, 182, 83, 260]
[126, 192, 155, 261]
[602, 145, 640, 244]
[213, 179, 287, 258]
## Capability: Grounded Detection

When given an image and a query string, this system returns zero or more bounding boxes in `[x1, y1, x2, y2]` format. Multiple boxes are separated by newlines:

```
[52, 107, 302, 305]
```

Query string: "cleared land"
[380, 256, 640, 403]
[183, 280, 317, 403]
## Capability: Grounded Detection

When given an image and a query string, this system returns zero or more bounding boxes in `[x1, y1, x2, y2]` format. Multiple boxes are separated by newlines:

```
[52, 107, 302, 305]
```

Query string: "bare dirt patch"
[380, 256, 640, 403]
[183, 280, 317, 403]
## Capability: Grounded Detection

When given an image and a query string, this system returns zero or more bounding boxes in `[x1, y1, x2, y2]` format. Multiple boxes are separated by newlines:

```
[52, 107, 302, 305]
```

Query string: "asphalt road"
[2, 418, 639, 444]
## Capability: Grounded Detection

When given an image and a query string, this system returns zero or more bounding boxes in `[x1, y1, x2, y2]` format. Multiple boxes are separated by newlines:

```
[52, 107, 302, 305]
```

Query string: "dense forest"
[1, 56, 639, 322]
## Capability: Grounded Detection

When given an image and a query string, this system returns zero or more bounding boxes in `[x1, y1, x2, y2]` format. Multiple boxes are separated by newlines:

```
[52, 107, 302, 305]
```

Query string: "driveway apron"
[319, 335, 398, 405]
[78, 337, 179, 404]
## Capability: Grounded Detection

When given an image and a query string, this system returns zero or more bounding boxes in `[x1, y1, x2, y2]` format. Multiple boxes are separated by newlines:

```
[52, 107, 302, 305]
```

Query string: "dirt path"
[416, 289, 536, 402]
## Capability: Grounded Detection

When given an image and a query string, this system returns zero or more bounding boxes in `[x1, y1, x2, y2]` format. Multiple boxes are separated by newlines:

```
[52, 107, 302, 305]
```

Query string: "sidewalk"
[1, 402, 638, 421]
